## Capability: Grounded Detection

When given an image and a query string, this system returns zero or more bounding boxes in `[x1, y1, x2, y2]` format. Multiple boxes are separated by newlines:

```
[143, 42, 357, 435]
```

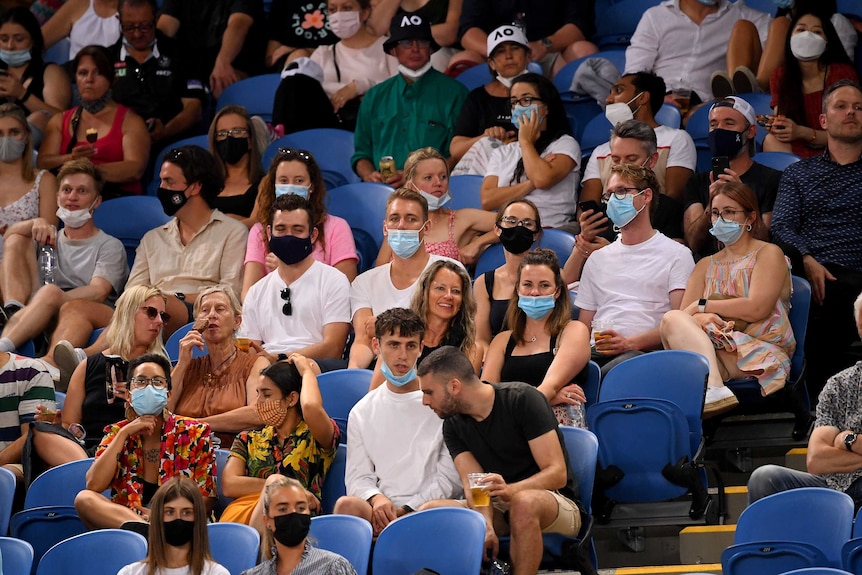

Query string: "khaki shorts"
[459, 490, 581, 537]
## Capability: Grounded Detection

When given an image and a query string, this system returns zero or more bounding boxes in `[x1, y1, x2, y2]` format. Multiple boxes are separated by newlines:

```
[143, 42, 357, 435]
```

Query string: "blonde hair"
[403, 147, 448, 185]
[0, 103, 33, 180]
[410, 260, 477, 358]
[105, 285, 168, 360]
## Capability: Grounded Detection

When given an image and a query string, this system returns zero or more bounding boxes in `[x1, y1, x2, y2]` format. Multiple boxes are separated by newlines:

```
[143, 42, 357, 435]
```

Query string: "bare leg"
[763, 132, 793, 153]
[332, 495, 372, 521]
[2, 285, 68, 348]
[0, 234, 37, 306]
[40, 300, 113, 366]
[725, 20, 762, 77]
[31, 429, 87, 468]
[508, 490, 565, 575]
[757, 17, 790, 92]
[75, 490, 144, 529]
[660, 310, 725, 388]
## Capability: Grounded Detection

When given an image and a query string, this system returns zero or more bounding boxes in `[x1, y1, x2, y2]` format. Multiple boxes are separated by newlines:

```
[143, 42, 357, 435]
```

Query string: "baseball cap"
[383, 13, 440, 53]
[710, 96, 757, 127]
[487, 24, 529, 57]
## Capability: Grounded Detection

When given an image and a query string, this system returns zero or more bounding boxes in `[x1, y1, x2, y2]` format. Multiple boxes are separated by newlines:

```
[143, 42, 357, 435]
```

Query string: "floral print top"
[229, 419, 340, 500]
[95, 411, 216, 512]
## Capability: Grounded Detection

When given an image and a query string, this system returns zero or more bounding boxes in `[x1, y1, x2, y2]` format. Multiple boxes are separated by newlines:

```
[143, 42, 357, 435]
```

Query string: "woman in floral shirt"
[220, 353, 340, 540]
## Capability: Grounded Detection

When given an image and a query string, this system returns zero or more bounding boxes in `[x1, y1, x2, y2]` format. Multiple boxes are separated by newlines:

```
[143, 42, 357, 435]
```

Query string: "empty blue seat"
[263, 129, 360, 191]
[448, 174, 483, 210]
[214, 448, 234, 518]
[216, 74, 282, 122]
[842, 537, 862, 575]
[321, 444, 346, 514]
[752, 152, 801, 171]
[10, 506, 88, 574]
[593, 0, 663, 48]
[0, 537, 34, 575]
[473, 228, 575, 279]
[317, 368, 371, 439]
[722, 541, 831, 575]
[0, 467, 16, 535]
[25, 458, 94, 509]
[93, 197, 171, 267]
[207, 522, 260, 575]
[456, 64, 493, 91]
[326, 182, 394, 273]
[310, 515, 373, 575]
[35, 529, 147, 575]
[164, 322, 208, 364]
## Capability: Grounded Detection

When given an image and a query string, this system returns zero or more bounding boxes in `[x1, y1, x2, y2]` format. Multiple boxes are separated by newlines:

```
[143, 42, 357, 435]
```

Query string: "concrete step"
[612, 563, 722, 575]
[679, 524, 735, 565]
[785, 447, 807, 472]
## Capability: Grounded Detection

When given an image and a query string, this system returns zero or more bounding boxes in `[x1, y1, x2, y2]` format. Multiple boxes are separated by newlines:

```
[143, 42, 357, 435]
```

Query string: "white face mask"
[398, 61, 433, 81]
[328, 11, 362, 40]
[790, 31, 827, 61]
[604, 92, 644, 126]
[497, 70, 526, 88]
[419, 190, 451, 210]
[56, 201, 96, 228]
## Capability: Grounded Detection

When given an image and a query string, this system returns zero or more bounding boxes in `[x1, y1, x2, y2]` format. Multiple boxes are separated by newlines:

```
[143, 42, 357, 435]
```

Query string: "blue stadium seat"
[164, 322, 208, 364]
[317, 368, 371, 439]
[752, 152, 801, 171]
[723, 541, 831, 575]
[580, 114, 614, 162]
[10, 506, 88, 574]
[655, 103, 683, 129]
[554, 50, 626, 141]
[473, 228, 575, 280]
[0, 537, 34, 575]
[456, 64, 493, 91]
[25, 459, 94, 509]
[93, 197, 171, 267]
[35, 529, 147, 575]
[310, 515, 373, 575]
[214, 448, 234, 518]
[207, 522, 260, 575]
[593, 0, 663, 48]
[14, 341, 34, 358]
[843, 537, 862, 575]
[43, 39, 70, 66]
[326, 182, 394, 273]
[0, 467, 16, 535]
[321, 444, 346, 515]
[783, 569, 855, 575]
[581, 360, 602, 407]
[263, 129, 360, 191]
[371, 508, 486, 575]
[147, 134, 209, 195]
[216, 74, 282, 122]
[54, 392, 65, 410]
[448, 174, 484, 210]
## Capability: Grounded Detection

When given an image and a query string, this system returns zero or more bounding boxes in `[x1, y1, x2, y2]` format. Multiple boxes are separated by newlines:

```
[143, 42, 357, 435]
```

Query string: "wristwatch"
[846, 432, 857, 451]
[697, 298, 707, 314]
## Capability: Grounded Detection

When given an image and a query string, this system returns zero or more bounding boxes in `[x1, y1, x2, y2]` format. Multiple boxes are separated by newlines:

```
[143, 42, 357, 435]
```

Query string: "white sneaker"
[704, 385, 739, 418]
[54, 340, 84, 391]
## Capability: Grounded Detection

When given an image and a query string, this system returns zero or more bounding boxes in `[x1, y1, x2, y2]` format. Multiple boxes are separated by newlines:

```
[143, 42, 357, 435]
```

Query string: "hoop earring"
[746, 224, 752, 232]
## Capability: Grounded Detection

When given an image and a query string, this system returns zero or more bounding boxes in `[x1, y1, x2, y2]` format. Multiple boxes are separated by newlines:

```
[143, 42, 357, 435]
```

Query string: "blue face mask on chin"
[709, 217, 745, 245]
[275, 184, 309, 199]
[380, 359, 416, 387]
[511, 104, 539, 129]
[517, 294, 556, 320]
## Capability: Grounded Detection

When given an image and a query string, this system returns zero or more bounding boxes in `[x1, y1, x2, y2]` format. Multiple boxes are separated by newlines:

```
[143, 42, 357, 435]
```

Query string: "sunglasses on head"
[280, 287, 292, 317]
[140, 305, 171, 323]
[277, 148, 312, 161]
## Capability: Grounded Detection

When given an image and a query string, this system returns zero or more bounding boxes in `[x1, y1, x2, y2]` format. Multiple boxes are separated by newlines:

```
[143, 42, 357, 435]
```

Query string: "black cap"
[383, 13, 440, 54]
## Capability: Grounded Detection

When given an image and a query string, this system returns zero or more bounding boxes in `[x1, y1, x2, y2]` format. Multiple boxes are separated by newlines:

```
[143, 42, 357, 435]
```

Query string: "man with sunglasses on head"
[109, 0, 205, 147]
[46, 145, 248, 387]
[351, 14, 467, 188]
[575, 164, 694, 378]
[242, 194, 351, 371]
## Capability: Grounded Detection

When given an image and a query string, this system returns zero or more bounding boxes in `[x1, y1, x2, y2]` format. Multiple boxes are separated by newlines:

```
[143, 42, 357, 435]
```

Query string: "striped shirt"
[241, 543, 356, 575]
[0, 354, 55, 449]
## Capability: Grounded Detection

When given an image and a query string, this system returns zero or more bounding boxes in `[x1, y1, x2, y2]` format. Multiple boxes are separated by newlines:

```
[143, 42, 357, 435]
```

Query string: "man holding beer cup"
[418, 346, 581, 575]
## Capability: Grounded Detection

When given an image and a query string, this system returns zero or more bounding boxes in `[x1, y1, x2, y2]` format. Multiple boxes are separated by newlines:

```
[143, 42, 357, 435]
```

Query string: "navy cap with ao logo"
[383, 13, 440, 53]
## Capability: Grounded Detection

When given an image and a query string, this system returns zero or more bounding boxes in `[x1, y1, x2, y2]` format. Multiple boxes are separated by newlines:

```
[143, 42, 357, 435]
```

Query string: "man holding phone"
[682, 96, 779, 259]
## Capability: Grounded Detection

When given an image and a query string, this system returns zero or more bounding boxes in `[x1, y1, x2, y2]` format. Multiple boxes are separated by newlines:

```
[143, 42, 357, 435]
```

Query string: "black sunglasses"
[140, 305, 171, 323]
[280, 287, 292, 317]
[277, 148, 312, 161]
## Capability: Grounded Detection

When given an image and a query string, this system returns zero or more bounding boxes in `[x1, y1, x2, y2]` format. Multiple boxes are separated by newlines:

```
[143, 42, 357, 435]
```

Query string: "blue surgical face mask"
[387, 228, 423, 259]
[0, 48, 31, 68]
[517, 294, 556, 320]
[131, 385, 168, 416]
[380, 359, 416, 387]
[697, 0, 718, 5]
[771, 0, 793, 8]
[275, 184, 309, 199]
[419, 190, 451, 211]
[511, 104, 538, 129]
[709, 217, 744, 245]
[605, 191, 646, 229]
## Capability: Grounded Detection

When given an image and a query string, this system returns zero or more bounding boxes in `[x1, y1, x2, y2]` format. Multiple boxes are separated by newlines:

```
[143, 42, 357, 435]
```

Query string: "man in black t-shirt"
[683, 96, 780, 260]
[418, 346, 580, 575]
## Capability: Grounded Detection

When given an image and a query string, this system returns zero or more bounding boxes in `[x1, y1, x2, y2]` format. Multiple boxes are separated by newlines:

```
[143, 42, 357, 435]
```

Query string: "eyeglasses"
[710, 208, 748, 223]
[129, 376, 169, 390]
[140, 306, 171, 323]
[601, 187, 646, 201]
[277, 148, 312, 161]
[510, 96, 543, 108]
[216, 128, 249, 139]
[280, 287, 292, 317]
[119, 21, 155, 34]
[396, 39, 431, 49]
[499, 216, 539, 232]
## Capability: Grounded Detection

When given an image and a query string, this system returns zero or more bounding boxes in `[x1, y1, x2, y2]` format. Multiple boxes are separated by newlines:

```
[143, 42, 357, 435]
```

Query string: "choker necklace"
[204, 348, 237, 385]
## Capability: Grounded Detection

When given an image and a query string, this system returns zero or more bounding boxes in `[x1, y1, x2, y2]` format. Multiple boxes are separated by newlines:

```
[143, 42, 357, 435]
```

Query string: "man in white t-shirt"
[335, 308, 461, 535]
[243, 194, 351, 371]
[348, 188, 460, 369]
[0, 160, 127, 361]
[576, 164, 694, 379]
[581, 72, 696, 204]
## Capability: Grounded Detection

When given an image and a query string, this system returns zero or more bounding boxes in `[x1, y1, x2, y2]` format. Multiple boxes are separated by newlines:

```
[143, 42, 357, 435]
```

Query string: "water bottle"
[568, 402, 587, 429]
[39, 244, 55, 285]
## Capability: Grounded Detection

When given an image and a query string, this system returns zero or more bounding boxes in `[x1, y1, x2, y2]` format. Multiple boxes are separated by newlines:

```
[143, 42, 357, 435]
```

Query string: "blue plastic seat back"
[216, 74, 282, 122]
[147, 134, 209, 195]
[581, 361, 602, 408]
[321, 444, 346, 515]
[0, 467, 16, 535]
[593, 0, 663, 48]
[722, 541, 831, 575]
[655, 103, 682, 129]
[317, 369, 371, 439]
[24, 459, 94, 509]
[14, 341, 34, 358]
[473, 244, 505, 279]
[456, 64, 493, 91]
[53, 392, 66, 411]
[554, 51, 627, 98]
[473, 229, 576, 279]
[581, 114, 614, 162]
[215, 448, 234, 518]
[43, 38, 70, 66]
[326, 182, 393, 256]
[0, 537, 34, 575]
[10, 506, 88, 574]
[310, 515, 373, 575]
[782, 569, 856, 575]
[263, 129, 360, 191]
[843, 538, 862, 574]
[93, 197, 171, 266]
[753, 152, 801, 171]
[207, 522, 260, 575]
[164, 321, 208, 364]
[448, 174, 483, 210]
[371, 507, 486, 575]
[601, 350, 709, 454]
[735, 487, 853, 566]
[36, 528, 147, 575]
[587, 397, 692, 501]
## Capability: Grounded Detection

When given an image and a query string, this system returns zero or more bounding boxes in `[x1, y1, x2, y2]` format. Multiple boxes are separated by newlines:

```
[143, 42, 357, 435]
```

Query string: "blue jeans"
[748, 464, 862, 511]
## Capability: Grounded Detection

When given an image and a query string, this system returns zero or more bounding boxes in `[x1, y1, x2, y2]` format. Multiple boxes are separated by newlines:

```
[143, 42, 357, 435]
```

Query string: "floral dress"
[703, 248, 796, 395]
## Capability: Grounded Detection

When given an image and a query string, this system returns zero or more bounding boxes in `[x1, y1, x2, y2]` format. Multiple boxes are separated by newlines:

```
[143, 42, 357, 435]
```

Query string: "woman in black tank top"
[482, 249, 591, 425]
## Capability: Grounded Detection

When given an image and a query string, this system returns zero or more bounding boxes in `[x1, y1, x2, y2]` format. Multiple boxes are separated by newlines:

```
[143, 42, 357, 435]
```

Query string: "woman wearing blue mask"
[219, 355, 339, 541]
[0, 8, 71, 146]
[242, 147, 358, 299]
[482, 248, 591, 425]
[375, 147, 496, 265]
[660, 181, 795, 417]
[480, 73, 580, 229]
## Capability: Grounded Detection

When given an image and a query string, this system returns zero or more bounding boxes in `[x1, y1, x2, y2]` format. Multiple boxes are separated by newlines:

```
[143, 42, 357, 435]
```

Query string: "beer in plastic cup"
[468, 472, 490, 507]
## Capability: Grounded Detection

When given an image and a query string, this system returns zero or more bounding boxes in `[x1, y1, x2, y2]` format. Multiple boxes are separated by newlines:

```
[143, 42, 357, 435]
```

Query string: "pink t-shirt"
[244, 214, 358, 269]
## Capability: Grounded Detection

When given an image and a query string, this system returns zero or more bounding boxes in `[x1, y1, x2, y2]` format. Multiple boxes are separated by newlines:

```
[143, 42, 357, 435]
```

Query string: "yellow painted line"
[787, 448, 808, 455]
[680, 525, 736, 534]
[725, 486, 748, 494]
[616, 564, 722, 574]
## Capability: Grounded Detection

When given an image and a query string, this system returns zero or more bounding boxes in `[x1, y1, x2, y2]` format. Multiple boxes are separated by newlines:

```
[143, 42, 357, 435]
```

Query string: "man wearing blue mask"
[334, 308, 461, 535]
[683, 96, 780, 259]
[242, 193, 351, 369]
[576, 163, 694, 378]
[348, 188, 462, 369]
[110, 0, 205, 147]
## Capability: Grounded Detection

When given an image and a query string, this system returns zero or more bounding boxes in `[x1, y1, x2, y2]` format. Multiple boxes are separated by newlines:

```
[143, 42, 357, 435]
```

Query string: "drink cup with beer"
[592, 319, 615, 354]
[235, 324, 251, 353]
[379, 155, 396, 180]
[468, 472, 491, 507]
[672, 87, 692, 116]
